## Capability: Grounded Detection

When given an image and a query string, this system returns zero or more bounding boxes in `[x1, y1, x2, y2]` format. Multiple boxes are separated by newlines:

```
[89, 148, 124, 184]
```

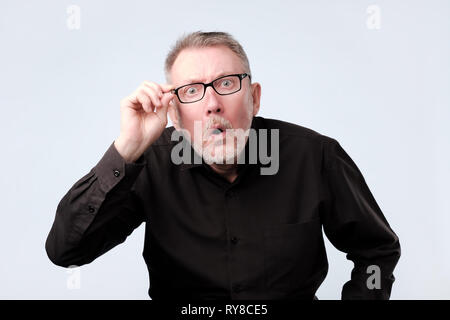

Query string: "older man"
[46, 31, 400, 300]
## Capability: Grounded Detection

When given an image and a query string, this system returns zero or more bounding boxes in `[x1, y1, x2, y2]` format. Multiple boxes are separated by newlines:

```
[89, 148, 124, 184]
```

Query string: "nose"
[203, 86, 222, 115]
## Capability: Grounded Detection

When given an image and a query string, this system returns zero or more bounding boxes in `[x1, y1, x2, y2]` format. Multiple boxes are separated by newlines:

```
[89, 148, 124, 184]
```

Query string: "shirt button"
[88, 205, 95, 214]
[113, 169, 120, 177]
[233, 284, 243, 293]
[231, 236, 239, 244]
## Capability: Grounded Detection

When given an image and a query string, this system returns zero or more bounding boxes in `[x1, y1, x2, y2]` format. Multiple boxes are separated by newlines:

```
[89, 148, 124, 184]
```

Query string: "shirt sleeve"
[45, 141, 147, 268]
[320, 138, 401, 300]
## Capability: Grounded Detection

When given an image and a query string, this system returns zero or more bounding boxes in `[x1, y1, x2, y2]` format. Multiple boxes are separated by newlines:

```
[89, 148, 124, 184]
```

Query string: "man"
[46, 31, 401, 300]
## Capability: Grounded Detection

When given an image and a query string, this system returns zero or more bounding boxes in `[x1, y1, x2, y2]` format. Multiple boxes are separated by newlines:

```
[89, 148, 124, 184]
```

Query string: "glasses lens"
[213, 75, 241, 95]
[178, 83, 204, 103]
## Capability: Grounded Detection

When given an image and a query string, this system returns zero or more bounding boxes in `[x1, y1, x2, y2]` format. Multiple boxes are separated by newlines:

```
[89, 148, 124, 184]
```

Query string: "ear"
[250, 82, 261, 116]
[168, 101, 181, 130]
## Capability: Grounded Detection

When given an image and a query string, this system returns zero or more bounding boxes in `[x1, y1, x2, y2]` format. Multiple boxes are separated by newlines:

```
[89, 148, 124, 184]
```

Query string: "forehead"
[171, 46, 244, 84]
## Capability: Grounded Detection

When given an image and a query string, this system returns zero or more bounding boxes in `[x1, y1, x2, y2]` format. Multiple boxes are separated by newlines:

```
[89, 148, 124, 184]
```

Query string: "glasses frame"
[171, 73, 251, 104]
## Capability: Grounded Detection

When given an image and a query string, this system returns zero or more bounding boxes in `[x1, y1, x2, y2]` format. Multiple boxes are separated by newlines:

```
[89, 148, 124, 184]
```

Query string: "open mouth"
[208, 123, 228, 136]
[211, 128, 224, 135]
[203, 118, 232, 141]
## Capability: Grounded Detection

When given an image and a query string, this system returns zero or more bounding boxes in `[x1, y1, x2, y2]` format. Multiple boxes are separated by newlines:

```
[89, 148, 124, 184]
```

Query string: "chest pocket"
[262, 217, 326, 292]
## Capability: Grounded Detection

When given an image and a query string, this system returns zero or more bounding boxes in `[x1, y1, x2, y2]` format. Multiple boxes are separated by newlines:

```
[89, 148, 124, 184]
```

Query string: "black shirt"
[45, 116, 401, 300]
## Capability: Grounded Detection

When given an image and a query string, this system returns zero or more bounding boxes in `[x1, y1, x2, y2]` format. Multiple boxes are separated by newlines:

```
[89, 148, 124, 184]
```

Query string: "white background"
[0, 0, 449, 299]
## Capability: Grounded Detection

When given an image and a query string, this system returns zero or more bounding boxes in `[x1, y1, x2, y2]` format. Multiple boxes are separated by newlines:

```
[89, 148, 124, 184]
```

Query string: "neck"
[209, 162, 239, 183]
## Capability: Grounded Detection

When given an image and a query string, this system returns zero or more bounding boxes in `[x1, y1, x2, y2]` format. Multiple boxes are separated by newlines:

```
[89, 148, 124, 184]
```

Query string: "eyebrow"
[181, 72, 235, 85]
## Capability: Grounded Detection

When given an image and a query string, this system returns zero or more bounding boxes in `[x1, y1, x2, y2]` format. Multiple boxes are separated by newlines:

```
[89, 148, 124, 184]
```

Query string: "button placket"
[232, 284, 243, 293]
[225, 187, 243, 297]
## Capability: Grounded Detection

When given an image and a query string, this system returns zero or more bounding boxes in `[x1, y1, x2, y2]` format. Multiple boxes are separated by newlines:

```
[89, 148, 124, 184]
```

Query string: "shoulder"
[255, 117, 359, 173]
[254, 116, 338, 147]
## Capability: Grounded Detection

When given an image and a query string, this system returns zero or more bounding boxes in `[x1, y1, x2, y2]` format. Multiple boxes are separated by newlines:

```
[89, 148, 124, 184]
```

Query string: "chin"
[201, 143, 245, 165]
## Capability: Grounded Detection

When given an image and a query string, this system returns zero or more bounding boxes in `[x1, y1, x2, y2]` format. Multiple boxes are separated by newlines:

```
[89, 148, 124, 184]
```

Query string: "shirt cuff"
[93, 141, 147, 193]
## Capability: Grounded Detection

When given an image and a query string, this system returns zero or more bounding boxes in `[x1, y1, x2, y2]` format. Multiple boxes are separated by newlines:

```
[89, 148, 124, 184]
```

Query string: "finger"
[140, 86, 162, 112]
[160, 83, 175, 93]
[143, 81, 164, 99]
[124, 92, 145, 111]
[136, 92, 152, 113]
[156, 92, 174, 120]
[161, 92, 174, 110]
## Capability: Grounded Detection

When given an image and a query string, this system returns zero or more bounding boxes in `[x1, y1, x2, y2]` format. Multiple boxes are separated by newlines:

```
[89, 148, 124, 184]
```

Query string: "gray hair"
[164, 31, 251, 83]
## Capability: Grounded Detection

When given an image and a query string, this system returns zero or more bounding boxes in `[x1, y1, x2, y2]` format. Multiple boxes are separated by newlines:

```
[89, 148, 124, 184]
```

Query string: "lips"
[202, 116, 233, 141]
[209, 124, 227, 135]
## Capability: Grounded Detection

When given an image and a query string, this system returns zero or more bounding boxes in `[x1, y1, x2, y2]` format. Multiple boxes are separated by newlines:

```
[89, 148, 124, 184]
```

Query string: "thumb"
[156, 92, 174, 122]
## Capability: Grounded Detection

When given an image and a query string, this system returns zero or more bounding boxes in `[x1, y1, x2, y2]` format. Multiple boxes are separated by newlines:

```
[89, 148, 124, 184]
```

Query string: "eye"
[184, 86, 198, 95]
[221, 79, 233, 87]
[188, 87, 197, 94]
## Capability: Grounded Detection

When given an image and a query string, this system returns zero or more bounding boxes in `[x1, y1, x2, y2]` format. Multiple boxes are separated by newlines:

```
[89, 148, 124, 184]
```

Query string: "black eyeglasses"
[171, 73, 251, 104]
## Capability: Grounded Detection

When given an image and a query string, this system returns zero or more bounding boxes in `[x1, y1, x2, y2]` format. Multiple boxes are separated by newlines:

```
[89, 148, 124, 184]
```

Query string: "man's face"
[168, 45, 261, 164]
